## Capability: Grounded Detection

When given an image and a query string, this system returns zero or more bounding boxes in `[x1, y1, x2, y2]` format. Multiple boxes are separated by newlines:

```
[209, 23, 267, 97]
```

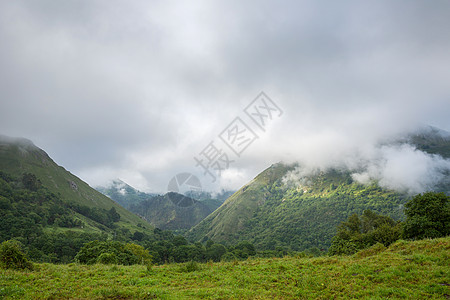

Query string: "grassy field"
[1, 237, 449, 299]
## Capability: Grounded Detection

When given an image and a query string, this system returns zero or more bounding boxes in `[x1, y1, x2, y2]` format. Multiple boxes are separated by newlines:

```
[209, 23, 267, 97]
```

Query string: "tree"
[206, 244, 227, 262]
[75, 240, 139, 265]
[0, 240, 34, 270]
[124, 243, 152, 265]
[108, 207, 121, 223]
[329, 210, 401, 255]
[21, 173, 41, 191]
[402, 192, 449, 240]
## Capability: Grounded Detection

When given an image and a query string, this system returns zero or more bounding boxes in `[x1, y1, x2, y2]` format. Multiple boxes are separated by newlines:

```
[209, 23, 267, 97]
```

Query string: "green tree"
[0, 240, 33, 270]
[329, 210, 401, 255]
[206, 244, 227, 262]
[75, 240, 139, 265]
[402, 192, 449, 240]
[108, 207, 121, 223]
[124, 243, 152, 265]
[21, 173, 41, 191]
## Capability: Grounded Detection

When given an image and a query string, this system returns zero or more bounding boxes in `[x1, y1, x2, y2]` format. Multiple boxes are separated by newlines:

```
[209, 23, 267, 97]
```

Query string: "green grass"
[1, 237, 448, 299]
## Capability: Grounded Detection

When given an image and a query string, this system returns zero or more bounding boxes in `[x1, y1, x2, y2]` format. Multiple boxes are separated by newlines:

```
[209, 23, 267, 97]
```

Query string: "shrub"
[124, 243, 152, 265]
[402, 192, 449, 240]
[97, 252, 118, 264]
[75, 240, 139, 265]
[328, 236, 358, 256]
[0, 240, 33, 270]
[180, 261, 200, 272]
[328, 210, 400, 255]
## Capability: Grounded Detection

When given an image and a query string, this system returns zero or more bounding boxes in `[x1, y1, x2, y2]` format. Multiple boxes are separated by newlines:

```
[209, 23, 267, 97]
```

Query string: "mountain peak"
[0, 134, 38, 151]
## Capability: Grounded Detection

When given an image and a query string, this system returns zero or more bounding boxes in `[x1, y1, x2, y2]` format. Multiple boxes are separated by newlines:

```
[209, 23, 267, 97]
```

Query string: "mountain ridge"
[187, 128, 450, 250]
[0, 134, 152, 235]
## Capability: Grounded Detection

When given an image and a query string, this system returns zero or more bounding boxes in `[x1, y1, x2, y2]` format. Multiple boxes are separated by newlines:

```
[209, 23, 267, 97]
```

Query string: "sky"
[0, 0, 449, 194]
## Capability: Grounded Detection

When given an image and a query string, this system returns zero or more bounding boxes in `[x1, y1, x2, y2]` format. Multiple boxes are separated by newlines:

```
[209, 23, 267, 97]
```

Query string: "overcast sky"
[1, 0, 449, 193]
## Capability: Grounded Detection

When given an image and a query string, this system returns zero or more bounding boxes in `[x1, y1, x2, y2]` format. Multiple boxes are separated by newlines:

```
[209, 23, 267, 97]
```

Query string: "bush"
[328, 236, 358, 256]
[97, 252, 118, 264]
[75, 240, 139, 265]
[0, 240, 33, 270]
[328, 210, 400, 256]
[180, 261, 200, 272]
[402, 192, 449, 240]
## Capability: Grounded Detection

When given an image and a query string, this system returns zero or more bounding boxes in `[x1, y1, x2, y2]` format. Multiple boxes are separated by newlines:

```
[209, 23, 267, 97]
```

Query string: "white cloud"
[0, 0, 449, 193]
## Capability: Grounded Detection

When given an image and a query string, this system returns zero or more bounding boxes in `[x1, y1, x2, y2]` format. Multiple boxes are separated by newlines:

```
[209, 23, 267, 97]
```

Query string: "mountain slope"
[187, 128, 450, 251]
[0, 135, 151, 235]
[187, 163, 408, 250]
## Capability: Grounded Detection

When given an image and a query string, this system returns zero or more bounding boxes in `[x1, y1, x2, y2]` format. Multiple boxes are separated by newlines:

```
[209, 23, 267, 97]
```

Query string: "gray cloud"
[0, 0, 449, 193]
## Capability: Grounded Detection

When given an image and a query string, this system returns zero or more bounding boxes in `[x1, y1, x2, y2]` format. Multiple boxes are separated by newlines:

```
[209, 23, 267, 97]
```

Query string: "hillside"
[1, 237, 448, 299]
[187, 163, 408, 250]
[187, 128, 450, 251]
[0, 135, 155, 261]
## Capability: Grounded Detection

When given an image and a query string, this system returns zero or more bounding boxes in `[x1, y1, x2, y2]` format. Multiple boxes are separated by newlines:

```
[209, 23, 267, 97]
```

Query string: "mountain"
[126, 192, 213, 230]
[187, 127, 450, 251]
[96, 179, 157, 209]
[96, 180, 231, 230]
[185, 190, 233, 211]
[0, 135, 154, 244]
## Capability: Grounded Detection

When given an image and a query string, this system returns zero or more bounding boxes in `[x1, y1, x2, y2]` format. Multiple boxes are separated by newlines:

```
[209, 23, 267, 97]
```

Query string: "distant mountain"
[406, 125, 450, 158]
[97, 180, 230, 230]
[185, 190, 233, 211]
[96, 179, 157, 209]
[125, 192, 213, 230]
[187, 127, 450, 251]
[0, 135, 152, 236]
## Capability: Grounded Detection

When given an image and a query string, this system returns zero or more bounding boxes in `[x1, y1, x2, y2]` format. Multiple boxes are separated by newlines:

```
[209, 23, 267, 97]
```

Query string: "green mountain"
[97, 180, 231, 230]
[0, 135, 154, 262]
[187, 128, 450, 251]
[126, 192, 214, 230]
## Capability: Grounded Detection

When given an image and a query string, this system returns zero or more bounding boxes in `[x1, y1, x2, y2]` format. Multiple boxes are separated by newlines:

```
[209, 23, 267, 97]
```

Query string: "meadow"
[1, 237, 449, 299]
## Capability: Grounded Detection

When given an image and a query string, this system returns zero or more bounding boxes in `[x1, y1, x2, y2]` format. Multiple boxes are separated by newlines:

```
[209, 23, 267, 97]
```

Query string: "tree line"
[328, 192, 449, 255]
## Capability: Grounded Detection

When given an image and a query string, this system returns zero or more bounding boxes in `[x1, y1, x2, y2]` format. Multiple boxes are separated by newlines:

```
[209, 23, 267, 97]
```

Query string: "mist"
[280, 126, 450, 195]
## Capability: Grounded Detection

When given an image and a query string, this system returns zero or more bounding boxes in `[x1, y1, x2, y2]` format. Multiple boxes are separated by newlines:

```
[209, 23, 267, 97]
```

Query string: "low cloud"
[1, 1, 450, 193]
[351, 144, 450, 194]
[282, 132, 450, 195]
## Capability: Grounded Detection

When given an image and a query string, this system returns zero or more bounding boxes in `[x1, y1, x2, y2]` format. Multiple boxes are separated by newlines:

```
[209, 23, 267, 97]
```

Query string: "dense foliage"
[0, 171, 122, 263]
[402, 192, 449, 240]
[328, 210, 401, 255]
[0, 240, 33, 270]
[74, 240, 150, 265]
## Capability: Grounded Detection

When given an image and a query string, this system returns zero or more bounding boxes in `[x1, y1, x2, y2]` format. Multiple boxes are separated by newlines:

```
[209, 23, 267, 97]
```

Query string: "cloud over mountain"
[1, 1, 449, 192]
